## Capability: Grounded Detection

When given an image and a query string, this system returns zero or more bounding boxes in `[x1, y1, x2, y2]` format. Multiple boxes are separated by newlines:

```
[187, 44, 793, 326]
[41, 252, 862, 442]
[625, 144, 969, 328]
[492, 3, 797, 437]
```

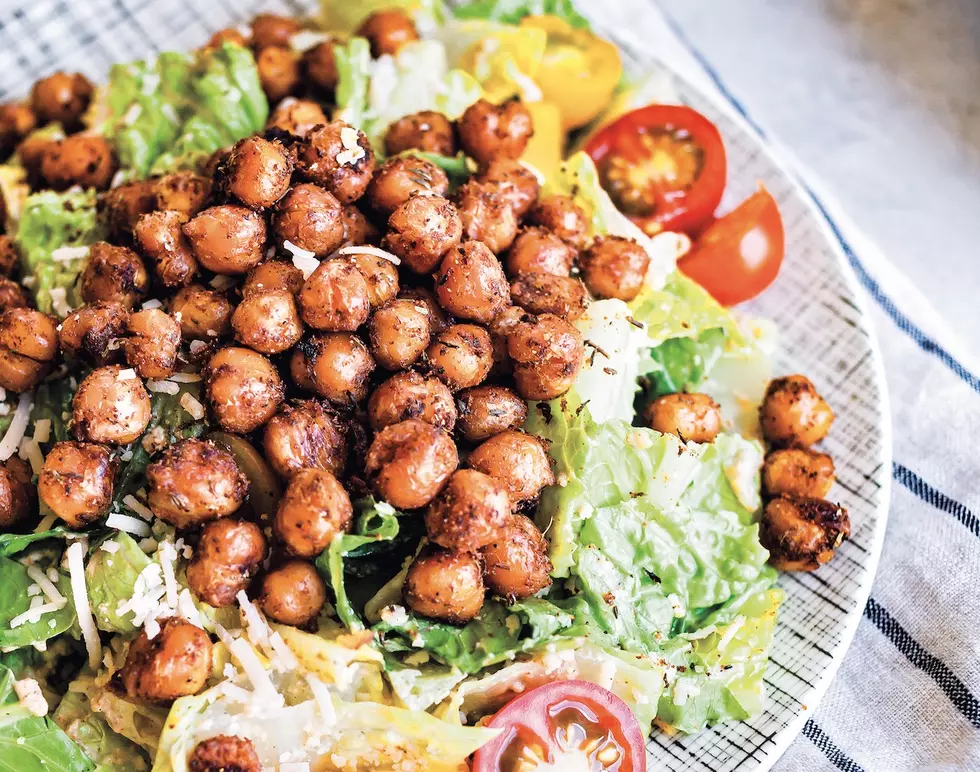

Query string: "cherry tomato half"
[584, 104, 726, 236]
[678, 185, 785, 306]
[472, 680, 647, 772]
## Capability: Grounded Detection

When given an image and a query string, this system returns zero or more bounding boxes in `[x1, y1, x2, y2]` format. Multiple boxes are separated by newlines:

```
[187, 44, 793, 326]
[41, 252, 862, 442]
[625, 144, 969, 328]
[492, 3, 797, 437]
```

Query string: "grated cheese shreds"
[159, 541, 179, 609]
[32, 418, 51, 443]
[0, 394, 32, 461]
[179, 392, 205, 420]
[117, 368, 137, 381]
[285, 240, 319, 278]
[236, 590, 269, 646]
[33, 512, 57, 533]
[50, 245, 91, 263]
[305, 674, 336, 728]
[269, 630, 299, 671]
[229, 638, 280, 703]
[9, 601, 64, 628]
[49, 287, 73, 317]
[141, 298, 163, 310]
[167, 372, 202, 383]
[106, 512, 151, 537]
[13, 678, 48, 716]
[336, 126, 365, 167]
[18, 437, 44, 474]
[122, 494, 155, 521]
[146, 379, 180, 395]
[332, 244, 401, 265]
[26, 565, 65, 606]
[66, 542, 100, 670]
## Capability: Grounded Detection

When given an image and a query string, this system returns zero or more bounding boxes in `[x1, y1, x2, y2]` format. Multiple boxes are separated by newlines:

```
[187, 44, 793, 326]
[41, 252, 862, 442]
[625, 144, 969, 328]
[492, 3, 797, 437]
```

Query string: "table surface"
[661, 0, 980, 357]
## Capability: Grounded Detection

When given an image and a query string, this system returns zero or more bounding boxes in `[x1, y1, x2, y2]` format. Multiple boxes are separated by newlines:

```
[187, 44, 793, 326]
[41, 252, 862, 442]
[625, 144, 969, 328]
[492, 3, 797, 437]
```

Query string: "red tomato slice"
[471, 680, 647, 772]
[585, 104, 726, 236]
[679, 185, 785, 306]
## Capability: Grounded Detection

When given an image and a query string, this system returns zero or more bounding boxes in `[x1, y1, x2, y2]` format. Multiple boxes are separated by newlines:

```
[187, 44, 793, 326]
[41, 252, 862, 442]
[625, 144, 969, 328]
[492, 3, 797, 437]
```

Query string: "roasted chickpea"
[263, 400, 348, 478]
[368, 370, 456, 433]
[488, 304, 524, 375]
[169, 285, 232, 340]
[425, 469, 510, 552]
[763, 448, 836, 499]
[30, 71, 93, 130]
[458, 99, 534, 166]
[224, 136, 292, 210]
[298, 259, 371, 331]
[468, 431, 554, 504]
[399, 287, 448, 333]
[507, 313, 584, 400]
[147, 439, 249, 527]
[341, 205, 381, 247]
[510, 274, 588, 320]
[435, 242, 509, 323]
[506, 227, 576, 277]
[0, 279, 27, 313]
[760, 375, 835, 448]
[383, 193, 461, 274]
[290, 333, 375, 404]
[477, 158, 540, 218]
[369, 298, 431, 370]
[243, 260, 304, 297]
[204, 347, 284, 433]
[0, 457, 34, 529]
[38, 442, 116, 527]
[404, 546, 484, 624]
[256, 45, 300, 103]
[59, 302, 129, 366]
[350, 253, 399, 308]
[357, 9, 419, 57]
[189, 736, 261, 772]
[365, 419, 458, 509]
[454, 182, 519, 255]
[250, 13, 300, 49]
[0, 103, 36, 157]
[183, 205, 267, 275]
[0, 237, 20, 277]
[16, 134, 56, 186]
[41, 136, 117, 191]
[121, 308, 180, 380]
[645, 392, 722, 444]
[302, 41, 338, 93]
[455, 385, 527, 442]
[154, 172, 211, 218]
[120, 618, 212, 703]
[368, 156, 449, 216]
[79, 242, 148, 309]
[296, 122, 375, 204]
[482, 515, 552, 601]
[0, 308, 59, 391]
[232, 290, 303, 355]
[134, 210, 199, 288]
[186, 519, 268, 608]
[201, 147, 231, 178]
[527, 195, 589, 251]
[267, 97, 328, 138]
[385, 110, 456, 157]
[274, 469, 353, 557]
[98, 179, 158, 242]
[581, 236, 650, 301]
[760, 496, 851, 571]
[426, 324, 494, 392]
[205, 28, 248, 49]
[258, 559, 327, 626]
[273, 183, 344, 256]
[72, 365, 152, 444]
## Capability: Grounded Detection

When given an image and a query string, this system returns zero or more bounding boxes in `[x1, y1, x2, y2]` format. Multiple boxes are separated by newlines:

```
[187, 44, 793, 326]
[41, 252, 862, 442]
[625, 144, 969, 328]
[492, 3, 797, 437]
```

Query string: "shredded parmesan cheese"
[331, 244, 401, 265]
[50, 245, 90, 263]
[49, 287, 73, 317]
[285, 240, 319, 278]
[122, 494, 155, 521]
[146, 379, 180, 395]
[306, 674, 336, 727]
[159, 540, 179, 609]
[179, 392, 205, 420]
[229, 638, 280, 703]
[106, 512, 152, 537]
[66, 542, 100, 669]
[141, 298, 163, 310]
[9, 601, 63, 628]
[32, 419, 51, 443]
[237, 590, 269, 646]
[335, 126, 365, 166]
[167, 372, 202, 383]
[117, 368, 137, 381]
[26, 565, 64, 606]
[0, 394, 33, 461]
[34, 512, 57, 533]
[13, 678, 48, 716]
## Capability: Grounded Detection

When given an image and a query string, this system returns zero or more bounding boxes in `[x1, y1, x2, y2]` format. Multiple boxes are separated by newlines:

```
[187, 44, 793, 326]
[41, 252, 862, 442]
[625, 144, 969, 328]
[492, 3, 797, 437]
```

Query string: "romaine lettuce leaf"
[85, 533, 152, 634]
[53, 683, 150, 771]
[453, 0, 591, 28]
[0, 556, 76, 651]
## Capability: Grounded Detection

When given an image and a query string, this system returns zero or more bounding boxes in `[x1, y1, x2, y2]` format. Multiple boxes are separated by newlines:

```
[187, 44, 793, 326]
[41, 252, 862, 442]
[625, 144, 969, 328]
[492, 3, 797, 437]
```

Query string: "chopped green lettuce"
[0, 556, 76, 651]
[453, 0, 591, 28]
[85, 533, 151, 634]
[53, 683, 150, 771]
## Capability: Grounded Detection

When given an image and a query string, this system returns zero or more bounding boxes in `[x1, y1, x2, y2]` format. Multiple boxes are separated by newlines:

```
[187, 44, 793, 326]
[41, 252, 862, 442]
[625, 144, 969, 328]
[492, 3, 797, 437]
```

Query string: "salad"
[0, 1, 852, 770]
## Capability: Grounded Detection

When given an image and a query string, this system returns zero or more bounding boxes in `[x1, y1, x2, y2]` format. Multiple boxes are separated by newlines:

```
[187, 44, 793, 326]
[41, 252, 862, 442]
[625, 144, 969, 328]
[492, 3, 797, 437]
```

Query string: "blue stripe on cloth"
[802, 720, 867, 772]
[658, 5, 980, 395]
[864, 598, 980, 728]
[893, 462, 980, 538]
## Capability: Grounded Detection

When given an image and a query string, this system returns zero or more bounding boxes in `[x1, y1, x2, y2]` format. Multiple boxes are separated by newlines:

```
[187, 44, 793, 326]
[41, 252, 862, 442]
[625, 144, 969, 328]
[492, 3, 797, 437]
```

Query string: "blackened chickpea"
[528, 195, 589, 251]
[302, 41, 338, 93]
[186, 519, 267, 608]
[71, 365, 152, 444]
[256, 45, 300, 103]
[298, 259, 371, 331]
[455, 182, 518, 255]
[263, 400, 348, 478]
[224, 136, 293, 210]
[367, 370, 456, 433]
[243, 260, 304, 297]
[645, 392, 722, 444]
[400, 287, 448, 333]
[120, 619, 212, 703]
[202, 147, 231, 179]
[169, 285, 232, 340]
[267, 97, 328, 139]
[581, 236, 650, 301]
[489, 304, 525, 375]
[98, 180, 158, 243]
[290, 333, 375, 404]
[455, 385, 528, 442]
[204, 347, 284, 433]
[250, 13, 301, 49]
[40, 136, 117, 191]
[273, 183, 344, 256]
[458, 99, 534, 166]
[231, 290, 303, 355]
[369, 298, 431, 370]
[510, 274, 589, 321]
[79, 242, 149, 309]
[0, 103, 36, 157]
[154, 172, 211, 217]
[30, 71, 93, 130]
[507, 313, 584, 400]
[296, 122, 375, 204]
[426, 469, 510, 552]
[506, 227, 576, 277]
[341, 205, 381, 247]
[0, 457, 34, 529]
[434, 241, 509, 323]
[0, 279, 28, 313]
[482, 514, 552, 601]
[365, 418, 458, 509]
[760, 496, 850, 572]
[350, 253, 399, 308]
[385, 110, 456, 157]
[147, 439, 249, 527]
[134, 210, 199, 289]
[426, 324, 494, 391]
[274, 468, 353, 557]
[383, 193, 461, 274]
[183, 205, 267, 275]
[0, 308, 59, 391]
[760, 375, 835, 449]
[206, 28, 248, 49]
[124, 308, 181, 379]
[404, 546, 484, 624]
[37, 442, 115, 527]
[357, 9, 420, 57]
[258, 559, 327, 626]
[763, 448, 836, 500]
[189, 736, 261, 772]
[468, 431, 554, 504]
[477, 158, 540, 218]
[0, 237, 19, 277]
[368, 157, 451, 217]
